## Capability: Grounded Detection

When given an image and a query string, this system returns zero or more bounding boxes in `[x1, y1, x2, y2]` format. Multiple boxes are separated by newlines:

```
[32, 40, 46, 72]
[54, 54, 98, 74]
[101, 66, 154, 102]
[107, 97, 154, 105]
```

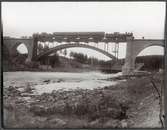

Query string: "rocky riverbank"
[3, 72, 164, 128]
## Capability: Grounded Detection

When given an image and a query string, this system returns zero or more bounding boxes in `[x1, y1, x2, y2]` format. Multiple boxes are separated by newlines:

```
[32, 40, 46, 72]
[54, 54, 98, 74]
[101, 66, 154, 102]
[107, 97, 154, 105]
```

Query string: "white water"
[3, 71, 122, 94]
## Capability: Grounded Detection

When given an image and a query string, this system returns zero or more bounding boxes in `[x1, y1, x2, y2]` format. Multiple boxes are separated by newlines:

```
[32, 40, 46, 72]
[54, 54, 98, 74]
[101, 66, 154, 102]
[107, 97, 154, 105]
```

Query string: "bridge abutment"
[3, 38, 36, 64]
[122, 38, 164, 75]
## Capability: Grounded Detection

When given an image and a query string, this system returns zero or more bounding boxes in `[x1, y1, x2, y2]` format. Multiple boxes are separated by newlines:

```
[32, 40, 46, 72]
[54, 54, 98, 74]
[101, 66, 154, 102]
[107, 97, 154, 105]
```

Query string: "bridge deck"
[4, 37, 164, 44]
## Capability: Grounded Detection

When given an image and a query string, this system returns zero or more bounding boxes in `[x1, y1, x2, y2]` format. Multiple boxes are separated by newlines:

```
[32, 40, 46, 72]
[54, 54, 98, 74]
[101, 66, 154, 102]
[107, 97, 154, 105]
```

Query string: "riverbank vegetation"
[3, 49, 164, 73]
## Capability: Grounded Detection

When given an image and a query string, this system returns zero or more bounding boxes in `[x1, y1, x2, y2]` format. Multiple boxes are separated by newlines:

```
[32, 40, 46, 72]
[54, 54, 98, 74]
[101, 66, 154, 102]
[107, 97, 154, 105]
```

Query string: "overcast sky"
[2, 2, 165, 60]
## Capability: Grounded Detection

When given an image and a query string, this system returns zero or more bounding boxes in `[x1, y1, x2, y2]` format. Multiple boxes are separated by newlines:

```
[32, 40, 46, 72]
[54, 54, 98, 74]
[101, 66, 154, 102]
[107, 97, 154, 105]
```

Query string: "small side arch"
[11, 42, 29, 56]
[135, 43, 164, 58]
[134, 45, 164, 71]
[16, 43, 29, 54]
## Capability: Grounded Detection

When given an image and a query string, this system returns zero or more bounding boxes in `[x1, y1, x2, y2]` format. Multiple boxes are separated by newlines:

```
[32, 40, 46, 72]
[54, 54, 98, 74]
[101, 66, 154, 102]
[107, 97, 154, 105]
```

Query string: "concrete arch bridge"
[3, 32, 165, 75]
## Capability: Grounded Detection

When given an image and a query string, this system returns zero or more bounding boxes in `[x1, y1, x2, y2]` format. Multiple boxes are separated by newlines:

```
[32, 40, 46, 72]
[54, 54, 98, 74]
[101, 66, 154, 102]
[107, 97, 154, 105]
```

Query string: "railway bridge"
[3, 32, 165, 75]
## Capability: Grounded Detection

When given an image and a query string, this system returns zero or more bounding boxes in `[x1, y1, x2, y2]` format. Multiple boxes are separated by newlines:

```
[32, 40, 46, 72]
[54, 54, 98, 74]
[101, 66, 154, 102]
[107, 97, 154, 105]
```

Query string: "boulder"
[49, 118, 66, 127]
[89, 119, 101, 128]
[120, 119, 128, 128]
[103, 119, 120, 128]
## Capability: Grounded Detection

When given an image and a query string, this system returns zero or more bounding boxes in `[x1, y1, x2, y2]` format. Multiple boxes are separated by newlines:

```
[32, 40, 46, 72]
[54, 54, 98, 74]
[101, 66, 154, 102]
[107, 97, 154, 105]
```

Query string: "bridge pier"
[31, 36, 38, 61]
[25, 36, 38, 66]
[122, 36, 135, 75]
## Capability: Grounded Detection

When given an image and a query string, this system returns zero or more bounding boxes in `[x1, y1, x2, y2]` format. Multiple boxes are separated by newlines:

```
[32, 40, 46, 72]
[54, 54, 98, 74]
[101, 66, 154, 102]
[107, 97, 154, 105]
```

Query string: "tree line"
[69, 51, 107, 66]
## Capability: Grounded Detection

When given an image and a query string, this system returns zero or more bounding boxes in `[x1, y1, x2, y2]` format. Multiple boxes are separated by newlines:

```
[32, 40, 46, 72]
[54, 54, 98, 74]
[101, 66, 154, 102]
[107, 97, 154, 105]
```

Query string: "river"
[3, 71, 122, 94]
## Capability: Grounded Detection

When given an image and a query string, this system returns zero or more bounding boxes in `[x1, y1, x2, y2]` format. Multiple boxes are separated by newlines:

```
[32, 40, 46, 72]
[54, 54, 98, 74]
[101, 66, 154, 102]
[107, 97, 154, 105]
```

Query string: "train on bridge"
[33, 32, 133, 43]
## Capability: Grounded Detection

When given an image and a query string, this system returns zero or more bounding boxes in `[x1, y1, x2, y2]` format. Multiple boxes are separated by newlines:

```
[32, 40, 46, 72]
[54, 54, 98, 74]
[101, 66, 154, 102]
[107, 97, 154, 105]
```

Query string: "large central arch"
[36, 43, 117, 60]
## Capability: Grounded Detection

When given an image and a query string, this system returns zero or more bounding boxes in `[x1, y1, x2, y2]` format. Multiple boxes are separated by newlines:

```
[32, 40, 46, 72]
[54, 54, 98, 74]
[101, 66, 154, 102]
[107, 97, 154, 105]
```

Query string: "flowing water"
[3, 71, 122, 94]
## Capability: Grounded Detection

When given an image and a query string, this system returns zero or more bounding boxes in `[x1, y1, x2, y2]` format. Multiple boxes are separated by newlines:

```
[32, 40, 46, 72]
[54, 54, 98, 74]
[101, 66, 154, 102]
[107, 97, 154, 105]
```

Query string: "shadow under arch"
[134, 45, 164, 71]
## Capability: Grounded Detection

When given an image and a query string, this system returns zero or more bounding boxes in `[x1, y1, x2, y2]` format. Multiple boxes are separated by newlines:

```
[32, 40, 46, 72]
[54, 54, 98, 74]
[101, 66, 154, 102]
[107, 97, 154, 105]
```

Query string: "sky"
[2, 2, 165, 60]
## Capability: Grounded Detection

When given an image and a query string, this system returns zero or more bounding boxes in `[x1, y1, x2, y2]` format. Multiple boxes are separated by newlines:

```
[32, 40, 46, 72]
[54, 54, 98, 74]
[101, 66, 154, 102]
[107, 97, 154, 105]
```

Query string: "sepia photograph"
[1, 1, 166, 128]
